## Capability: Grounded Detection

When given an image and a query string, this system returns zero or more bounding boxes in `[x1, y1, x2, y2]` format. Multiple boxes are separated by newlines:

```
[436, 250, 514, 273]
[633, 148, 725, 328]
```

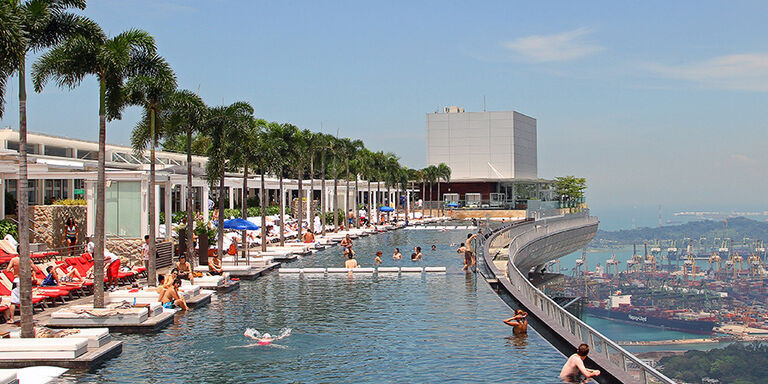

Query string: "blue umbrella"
[222, 218, 260, 230]
[379, 206, 395, 212]
[446, 202, 459, 208]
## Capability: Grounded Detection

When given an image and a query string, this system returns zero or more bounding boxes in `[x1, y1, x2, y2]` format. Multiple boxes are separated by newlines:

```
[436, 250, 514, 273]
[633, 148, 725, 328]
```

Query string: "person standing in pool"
[457, 243, 471, 271]
[431, 245, 436, 251]
[560, 344, 600, 383]
[340, 234, 353, 248]
[411, 247, 423, 261]
[374, 251, 383, 265]
[465, 233, 479, 270]
[345, 252, 360, 268]
[503, 310, 528, 334]
[392, 248, 402, 260]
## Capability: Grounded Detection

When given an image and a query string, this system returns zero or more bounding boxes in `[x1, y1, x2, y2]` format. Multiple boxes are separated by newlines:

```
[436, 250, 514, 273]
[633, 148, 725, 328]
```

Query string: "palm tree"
[343, 138, 363, 229]
[419, 168, 427, 218]
[423, 165, 438, 217]
[266, 122, 298, 245]
[1, 0, 95, 336]
[372, 151, 386, 224]
[291, 129, 311, 241]
[162, 90, 207, 261]
[406, 167, 421, 221]
[236, 118, 261, 262]
[383, 154, 400, 222]
[126, 54, 176, 286]
[316, 133, 333, 236]
[357, 148, 374, 226]
[252, 122, 275, 253]
[304, 131, 318, 234]
[329, 136, 343, 231]
[33, 27, 157, 308]
[436, 162, 451, 217]
[204, 102, 254, 258]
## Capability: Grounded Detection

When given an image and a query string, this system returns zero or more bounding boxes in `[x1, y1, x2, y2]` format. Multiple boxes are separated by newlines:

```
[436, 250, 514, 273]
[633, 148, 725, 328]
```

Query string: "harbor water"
[55, 229, 567, 383]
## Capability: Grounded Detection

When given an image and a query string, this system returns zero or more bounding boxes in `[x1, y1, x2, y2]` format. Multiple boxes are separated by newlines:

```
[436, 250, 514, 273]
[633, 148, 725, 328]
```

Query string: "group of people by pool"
[341, 233, 426, 268]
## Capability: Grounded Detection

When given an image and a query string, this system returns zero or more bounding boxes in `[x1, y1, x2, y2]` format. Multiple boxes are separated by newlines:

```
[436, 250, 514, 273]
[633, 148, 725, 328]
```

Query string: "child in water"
[374, 251, 383, 265]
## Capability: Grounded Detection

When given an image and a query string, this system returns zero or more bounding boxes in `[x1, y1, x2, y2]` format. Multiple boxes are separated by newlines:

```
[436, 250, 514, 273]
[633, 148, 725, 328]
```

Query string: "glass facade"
[105, 181, 141, 237]
[44, 179, 69, 203]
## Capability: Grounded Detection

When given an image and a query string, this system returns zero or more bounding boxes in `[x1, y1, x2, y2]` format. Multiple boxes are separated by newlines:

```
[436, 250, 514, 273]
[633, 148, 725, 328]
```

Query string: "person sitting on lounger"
[302, 231, 315, 243]
[41, 266, 58, 286]
[345, 252, 360, 269]
[176, 255, 194, 285]
[54, 265, 84, 284]
[160, 278, 188, 311]
[209, 254, 223, 275]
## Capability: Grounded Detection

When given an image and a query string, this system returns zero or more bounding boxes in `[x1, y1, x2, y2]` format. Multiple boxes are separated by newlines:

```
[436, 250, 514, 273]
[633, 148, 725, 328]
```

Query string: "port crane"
[748, 254, 761, 277]
[606, 254, 621, 276]
[627, 243, 642, 273]
[708, 252, 722, 275]
[643, 242, 657, 273]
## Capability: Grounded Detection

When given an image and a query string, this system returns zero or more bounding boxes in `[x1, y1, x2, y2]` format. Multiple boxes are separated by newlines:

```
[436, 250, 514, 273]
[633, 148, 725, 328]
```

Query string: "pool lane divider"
[278, 266, 447, 274]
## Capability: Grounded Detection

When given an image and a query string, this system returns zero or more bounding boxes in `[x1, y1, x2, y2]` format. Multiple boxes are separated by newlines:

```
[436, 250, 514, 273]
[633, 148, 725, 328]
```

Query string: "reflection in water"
[506, 333, 529, 349]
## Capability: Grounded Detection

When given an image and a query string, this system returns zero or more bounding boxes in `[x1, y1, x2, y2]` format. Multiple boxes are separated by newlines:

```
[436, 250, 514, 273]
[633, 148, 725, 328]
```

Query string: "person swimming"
[244, 328, 291, 346]
[393, 248, 402, 260]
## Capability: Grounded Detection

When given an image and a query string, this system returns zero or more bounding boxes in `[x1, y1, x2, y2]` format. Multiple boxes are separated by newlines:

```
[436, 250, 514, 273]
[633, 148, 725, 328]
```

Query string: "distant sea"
[588, 204, 768, 231]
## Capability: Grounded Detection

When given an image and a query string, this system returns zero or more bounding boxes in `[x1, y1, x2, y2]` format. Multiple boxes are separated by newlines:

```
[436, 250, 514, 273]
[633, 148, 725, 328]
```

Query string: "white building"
[426, 106, 537, 181]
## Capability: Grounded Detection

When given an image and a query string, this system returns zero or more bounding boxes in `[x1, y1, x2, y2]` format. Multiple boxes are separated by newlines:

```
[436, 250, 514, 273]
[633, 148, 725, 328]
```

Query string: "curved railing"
[478, 213, 675, 384]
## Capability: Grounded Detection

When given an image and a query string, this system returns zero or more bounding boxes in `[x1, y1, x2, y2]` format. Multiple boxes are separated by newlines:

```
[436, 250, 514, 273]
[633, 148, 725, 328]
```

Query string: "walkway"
[477, 213, 675, 384]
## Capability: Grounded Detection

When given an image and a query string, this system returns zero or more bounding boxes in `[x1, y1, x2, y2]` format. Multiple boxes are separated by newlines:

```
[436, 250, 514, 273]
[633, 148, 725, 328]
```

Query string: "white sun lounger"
[0, 338, 89, 360]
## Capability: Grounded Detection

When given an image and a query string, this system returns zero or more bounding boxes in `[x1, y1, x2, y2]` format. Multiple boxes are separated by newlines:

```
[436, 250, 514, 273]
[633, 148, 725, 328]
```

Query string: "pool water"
[57, 229, 566, 383]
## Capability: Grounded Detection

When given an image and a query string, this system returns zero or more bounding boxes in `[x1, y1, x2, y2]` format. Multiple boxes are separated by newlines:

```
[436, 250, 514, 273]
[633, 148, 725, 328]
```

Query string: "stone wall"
[29, 205, 87, 250]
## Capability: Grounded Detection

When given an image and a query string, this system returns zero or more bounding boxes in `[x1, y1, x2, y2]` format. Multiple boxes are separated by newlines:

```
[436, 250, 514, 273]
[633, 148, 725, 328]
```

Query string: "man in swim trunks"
[160, 278, 188, 310]
[560, 344, 600, 383]
[457, 243, 470, 271]
[465, 233, 478, 270]
[503, 310, 528, 334]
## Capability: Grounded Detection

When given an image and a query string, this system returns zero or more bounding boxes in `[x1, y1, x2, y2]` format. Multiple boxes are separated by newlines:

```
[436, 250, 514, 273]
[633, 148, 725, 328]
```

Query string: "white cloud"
[502, 27, 603, 62]
[643, 54, 768, 91]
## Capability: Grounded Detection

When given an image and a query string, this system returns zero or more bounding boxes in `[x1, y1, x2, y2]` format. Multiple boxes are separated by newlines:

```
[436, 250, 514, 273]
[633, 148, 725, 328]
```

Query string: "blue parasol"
[221, 218, 260, 230]
[446, 202, 459, 208]
[379, 206, 395, 212]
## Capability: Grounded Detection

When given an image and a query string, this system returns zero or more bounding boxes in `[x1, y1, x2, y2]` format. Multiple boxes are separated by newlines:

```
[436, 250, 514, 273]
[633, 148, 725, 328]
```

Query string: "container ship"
[586, 294, 718, 334]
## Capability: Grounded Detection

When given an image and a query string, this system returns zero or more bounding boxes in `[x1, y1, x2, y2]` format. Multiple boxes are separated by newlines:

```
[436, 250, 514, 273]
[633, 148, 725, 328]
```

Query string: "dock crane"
[709, 252, 722, 275]
[606, 254, 621, 277]
[748, 253, 761, 277]
[627, 243, 641, 273]
[643, 242, 657, 273]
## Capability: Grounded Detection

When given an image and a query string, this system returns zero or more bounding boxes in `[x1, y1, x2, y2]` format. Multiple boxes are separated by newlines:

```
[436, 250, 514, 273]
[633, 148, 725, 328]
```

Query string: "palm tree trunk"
[93, 78, 107, 308]
[241, 165, 248, 264]
[17, 56, 33, 336]
[260, 170, 267, 252]
[367, 179, 371, 226]
[421, 180, 425, 218]
[437, 179, 441, 218]
[309, 158, 315, 234]
[428, 182, 433, 217]
[297, 168, 303, 241]
[148, 108, 157, 286]
[386, 185, 391, 222]
[376, 181, 381, 224]
[185, 128, 194, 266]
[217, 173, 225, 258]
[354, 177, 360, 228]
[320, 156, 326, 236]
[332, 165, 338, 232]
[279, 173, 285, 246]
[345, 162, 350, 229]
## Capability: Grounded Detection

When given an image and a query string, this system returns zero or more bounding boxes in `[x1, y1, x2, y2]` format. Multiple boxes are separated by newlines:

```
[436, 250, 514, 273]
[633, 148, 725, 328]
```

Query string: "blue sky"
[2, 0, 767, 228]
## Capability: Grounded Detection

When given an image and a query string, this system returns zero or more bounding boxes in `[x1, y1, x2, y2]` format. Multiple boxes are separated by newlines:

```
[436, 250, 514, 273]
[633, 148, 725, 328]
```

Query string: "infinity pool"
[57, 229, 565, 383]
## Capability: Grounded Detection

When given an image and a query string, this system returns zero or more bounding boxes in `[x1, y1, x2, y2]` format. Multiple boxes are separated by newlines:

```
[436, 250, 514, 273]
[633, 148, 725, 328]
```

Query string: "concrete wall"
[448, 209, 527, 219]
[426, 110, 537, 180]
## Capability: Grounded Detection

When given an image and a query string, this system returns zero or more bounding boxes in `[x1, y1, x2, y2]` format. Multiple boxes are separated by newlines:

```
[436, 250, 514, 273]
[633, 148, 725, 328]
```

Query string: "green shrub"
[0, 219, 18, 240]
[52, 198, 86, 206]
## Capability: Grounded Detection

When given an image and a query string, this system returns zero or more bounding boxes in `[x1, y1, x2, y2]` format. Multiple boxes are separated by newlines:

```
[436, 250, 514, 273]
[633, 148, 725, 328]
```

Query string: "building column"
[140, 180, 149, 238]
[154, 184, 161, 238]
[228, 186, 234, 210]
[164, 183, 172, 241]
[85, 180, 95, 236]
[0, 179, 5, 220]
[306, 187, 311, 223]
[179, 185, 187, 211]
[202, 185, 210, 221]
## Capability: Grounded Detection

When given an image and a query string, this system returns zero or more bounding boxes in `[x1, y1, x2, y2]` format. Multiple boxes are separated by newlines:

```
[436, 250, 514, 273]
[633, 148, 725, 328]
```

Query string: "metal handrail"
[6, 217, 48, 243]
[482, 214, 674, 384]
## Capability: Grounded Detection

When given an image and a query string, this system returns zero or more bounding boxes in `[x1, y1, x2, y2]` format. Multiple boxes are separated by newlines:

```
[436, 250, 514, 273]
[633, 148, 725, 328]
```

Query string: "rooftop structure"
[426, 107, 537, 181]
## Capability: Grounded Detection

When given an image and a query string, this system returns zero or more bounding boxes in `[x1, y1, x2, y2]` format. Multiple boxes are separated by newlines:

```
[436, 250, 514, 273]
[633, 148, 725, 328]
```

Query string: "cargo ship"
[586, 294, 718, 334]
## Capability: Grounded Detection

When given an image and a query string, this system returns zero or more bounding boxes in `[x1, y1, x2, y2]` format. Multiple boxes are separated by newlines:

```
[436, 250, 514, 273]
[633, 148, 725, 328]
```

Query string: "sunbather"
[157, 268, 178, 295]
[209, 254, 223, 275]
[176, 255, 194, 285]
[159, 278, 188, 311]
